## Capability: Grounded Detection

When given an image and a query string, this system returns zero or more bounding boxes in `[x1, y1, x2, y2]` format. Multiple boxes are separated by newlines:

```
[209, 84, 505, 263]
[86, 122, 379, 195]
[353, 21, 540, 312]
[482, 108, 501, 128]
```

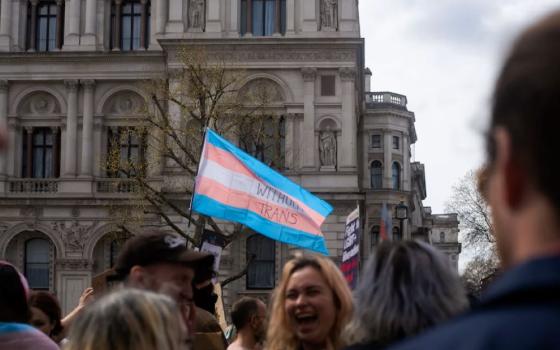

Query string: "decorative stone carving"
[319, 126, 337, 167]
[56, 258, 93, 270]
[53, 221, 96, 252]
[20, 207, 42, 218]
[301, 68, 317, 82]
[320, 0, 338, 31]
[64, 79, 79, 92]
[339, 67, 356, 81]
[103, 92, 143, 115]
[208, 49, 356, 63]
[71, 207, 80, 218]
[188, 0, 205, 30]
[0, 80, 8, 92]
[240, 79, 284, 103]
[18, 92, 59, 115]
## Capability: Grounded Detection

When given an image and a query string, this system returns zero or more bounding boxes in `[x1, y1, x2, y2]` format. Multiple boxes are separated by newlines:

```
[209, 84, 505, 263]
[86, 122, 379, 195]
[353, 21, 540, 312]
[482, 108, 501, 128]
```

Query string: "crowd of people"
[2, 7, 560, 350]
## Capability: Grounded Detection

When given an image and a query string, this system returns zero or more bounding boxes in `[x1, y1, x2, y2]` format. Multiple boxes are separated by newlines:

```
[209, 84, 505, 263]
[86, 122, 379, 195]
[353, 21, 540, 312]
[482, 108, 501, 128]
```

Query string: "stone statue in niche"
[320, 0, 338, 31]
[189, 0, 205, 30]
[319, 126, 337, 167]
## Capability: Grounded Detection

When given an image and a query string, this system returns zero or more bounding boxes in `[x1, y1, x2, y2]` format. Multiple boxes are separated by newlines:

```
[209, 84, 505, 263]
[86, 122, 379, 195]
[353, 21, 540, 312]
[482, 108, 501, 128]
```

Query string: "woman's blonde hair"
[64, 288, 187, 350]
[266, 254, 353, 350]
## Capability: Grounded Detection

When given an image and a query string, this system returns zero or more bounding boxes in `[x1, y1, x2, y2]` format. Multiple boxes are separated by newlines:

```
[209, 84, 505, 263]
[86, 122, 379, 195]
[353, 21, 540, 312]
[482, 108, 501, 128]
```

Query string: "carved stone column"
[284, 113, 295, 170]
[0, 0, 12, 49]
[285, 0, 295, 35]
[301, 68, 316, 169]
[64, 0, 82, 47]
[383, 130, 392, 189]
[80, 80, 95, 177]
[155, 0, 166, 34]
[166, 0, 184, 32]
[82, 0, 97, 47]
[403, 132, 410, 191]
[0, 81, 8, 176]
[339, 67, 357, 170]
[64, 80, 79, 176]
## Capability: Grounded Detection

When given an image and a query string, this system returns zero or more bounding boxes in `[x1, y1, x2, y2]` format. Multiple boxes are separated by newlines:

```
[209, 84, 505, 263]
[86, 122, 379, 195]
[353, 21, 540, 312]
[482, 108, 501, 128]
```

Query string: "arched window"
[371, 225, 380, 248]
[392, 162, 401, 190]
[370, 161, 382, 189]
[110, 239, 125, 267]
[393, 227, 402, 241]
[440, 232, 446, 243]
[25, 238, 51, 290]
[246, 235, 275, 289]
[111, 0, 150, 50]
[241, 0, 286, 36]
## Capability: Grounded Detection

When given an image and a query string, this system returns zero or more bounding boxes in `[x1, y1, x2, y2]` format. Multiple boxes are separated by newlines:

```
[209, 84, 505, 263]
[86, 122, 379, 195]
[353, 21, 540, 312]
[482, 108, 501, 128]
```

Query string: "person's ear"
[494, 128, 526, 210]
[129, 265, 148, 286]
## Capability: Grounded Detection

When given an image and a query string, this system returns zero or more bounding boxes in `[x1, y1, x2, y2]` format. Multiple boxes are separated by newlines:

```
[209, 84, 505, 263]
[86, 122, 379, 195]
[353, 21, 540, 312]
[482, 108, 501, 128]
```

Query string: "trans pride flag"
[192, 129, 333, 255]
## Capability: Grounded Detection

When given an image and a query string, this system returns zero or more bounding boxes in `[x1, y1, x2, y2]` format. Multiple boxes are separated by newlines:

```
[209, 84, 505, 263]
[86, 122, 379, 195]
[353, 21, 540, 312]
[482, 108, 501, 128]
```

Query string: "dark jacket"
[388, 255, 560, 350]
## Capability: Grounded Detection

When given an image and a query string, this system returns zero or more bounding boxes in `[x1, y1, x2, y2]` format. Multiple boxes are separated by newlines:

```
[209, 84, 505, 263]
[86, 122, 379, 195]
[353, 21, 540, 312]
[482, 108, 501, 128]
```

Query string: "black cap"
[113, 231, 214, 279]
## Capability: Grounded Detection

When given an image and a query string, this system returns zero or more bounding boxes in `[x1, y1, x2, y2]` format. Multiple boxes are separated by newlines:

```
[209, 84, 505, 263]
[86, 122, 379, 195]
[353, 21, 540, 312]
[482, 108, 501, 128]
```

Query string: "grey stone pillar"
[69, 0, 81, 34]
[284, 113, 295, 169]
[301, 68, 316, 169]
[166, 0, 184, 32]
[0, 0, 12, 37]
[64, 80, 78, 176]
[403, 132, 410, 191]
[383, 130, 392, 188]
[286, 0, 294, 35]
[0, 80, 8, 176]
[84, 0, 96, 34]
[80, 80, 95, 177]
[339, 67, 357, 170]
[155, 0, 166, 34]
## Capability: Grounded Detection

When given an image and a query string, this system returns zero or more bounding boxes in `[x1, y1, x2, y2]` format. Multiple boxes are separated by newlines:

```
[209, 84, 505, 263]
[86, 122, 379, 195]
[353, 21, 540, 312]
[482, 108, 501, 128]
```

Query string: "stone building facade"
[0, 0, 460, 313]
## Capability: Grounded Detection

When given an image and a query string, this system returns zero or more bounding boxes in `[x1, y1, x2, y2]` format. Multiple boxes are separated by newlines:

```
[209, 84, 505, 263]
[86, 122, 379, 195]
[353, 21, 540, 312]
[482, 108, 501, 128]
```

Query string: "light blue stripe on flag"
[206, 130, 333, 218]
[193, 194, 330, 255]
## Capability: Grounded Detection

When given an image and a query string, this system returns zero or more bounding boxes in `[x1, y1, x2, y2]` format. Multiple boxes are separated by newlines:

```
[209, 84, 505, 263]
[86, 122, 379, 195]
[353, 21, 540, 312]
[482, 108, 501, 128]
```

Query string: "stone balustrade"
[8, 179, 59, 193]
[365, 91, 408, 109]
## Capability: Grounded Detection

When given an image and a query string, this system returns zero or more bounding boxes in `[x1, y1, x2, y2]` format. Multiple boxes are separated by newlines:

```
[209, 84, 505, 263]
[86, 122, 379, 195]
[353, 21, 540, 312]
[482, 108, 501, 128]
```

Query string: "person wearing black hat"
[113, 230, 215, 337]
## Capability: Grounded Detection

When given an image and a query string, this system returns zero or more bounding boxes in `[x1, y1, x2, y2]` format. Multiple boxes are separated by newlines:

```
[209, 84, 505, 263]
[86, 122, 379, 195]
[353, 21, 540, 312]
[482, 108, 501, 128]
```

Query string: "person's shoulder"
[389, 305, 560, 350]
[0, 323, 59, 350]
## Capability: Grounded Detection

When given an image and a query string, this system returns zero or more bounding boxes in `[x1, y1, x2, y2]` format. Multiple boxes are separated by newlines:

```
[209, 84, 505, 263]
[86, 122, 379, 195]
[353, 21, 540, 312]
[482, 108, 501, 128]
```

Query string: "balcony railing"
[96, 179, 140, 193]
[8, 179, 59, 193]
[366, 91, 408, 110]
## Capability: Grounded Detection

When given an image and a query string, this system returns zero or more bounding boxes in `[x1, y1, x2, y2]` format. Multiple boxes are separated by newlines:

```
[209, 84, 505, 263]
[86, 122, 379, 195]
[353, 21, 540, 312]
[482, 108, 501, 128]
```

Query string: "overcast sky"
[359, 1, 560, 214]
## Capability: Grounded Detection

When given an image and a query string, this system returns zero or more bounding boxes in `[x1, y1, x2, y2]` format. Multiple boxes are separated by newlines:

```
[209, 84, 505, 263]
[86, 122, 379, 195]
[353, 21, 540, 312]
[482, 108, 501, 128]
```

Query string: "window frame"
[370, 160, 383, 189]
[240, 0, 286, 36]
[320, 75, 336, 96]
[392, 135, 400, 150]
[392, 161, 401, 190]
[246, 234, 276, 290]
[371, 134, 381, 148]
[106, 126, 147, 178]
[24, 238, 51, 290]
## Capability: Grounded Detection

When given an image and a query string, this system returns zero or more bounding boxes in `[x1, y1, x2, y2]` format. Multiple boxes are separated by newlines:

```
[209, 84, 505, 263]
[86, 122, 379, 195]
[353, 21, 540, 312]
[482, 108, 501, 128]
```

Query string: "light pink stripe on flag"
[197, 177, 323, 236]
[204, 143, 326, 227]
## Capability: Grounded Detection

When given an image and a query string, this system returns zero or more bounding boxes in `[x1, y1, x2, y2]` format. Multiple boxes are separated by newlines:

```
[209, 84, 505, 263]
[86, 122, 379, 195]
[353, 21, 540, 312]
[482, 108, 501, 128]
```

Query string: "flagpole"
[187, 123, 209, 230]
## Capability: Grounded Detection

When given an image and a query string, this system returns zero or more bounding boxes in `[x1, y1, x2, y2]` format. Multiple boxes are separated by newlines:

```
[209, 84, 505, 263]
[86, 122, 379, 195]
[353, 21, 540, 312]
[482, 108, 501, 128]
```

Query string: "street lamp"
[395, 201, 408, 241]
